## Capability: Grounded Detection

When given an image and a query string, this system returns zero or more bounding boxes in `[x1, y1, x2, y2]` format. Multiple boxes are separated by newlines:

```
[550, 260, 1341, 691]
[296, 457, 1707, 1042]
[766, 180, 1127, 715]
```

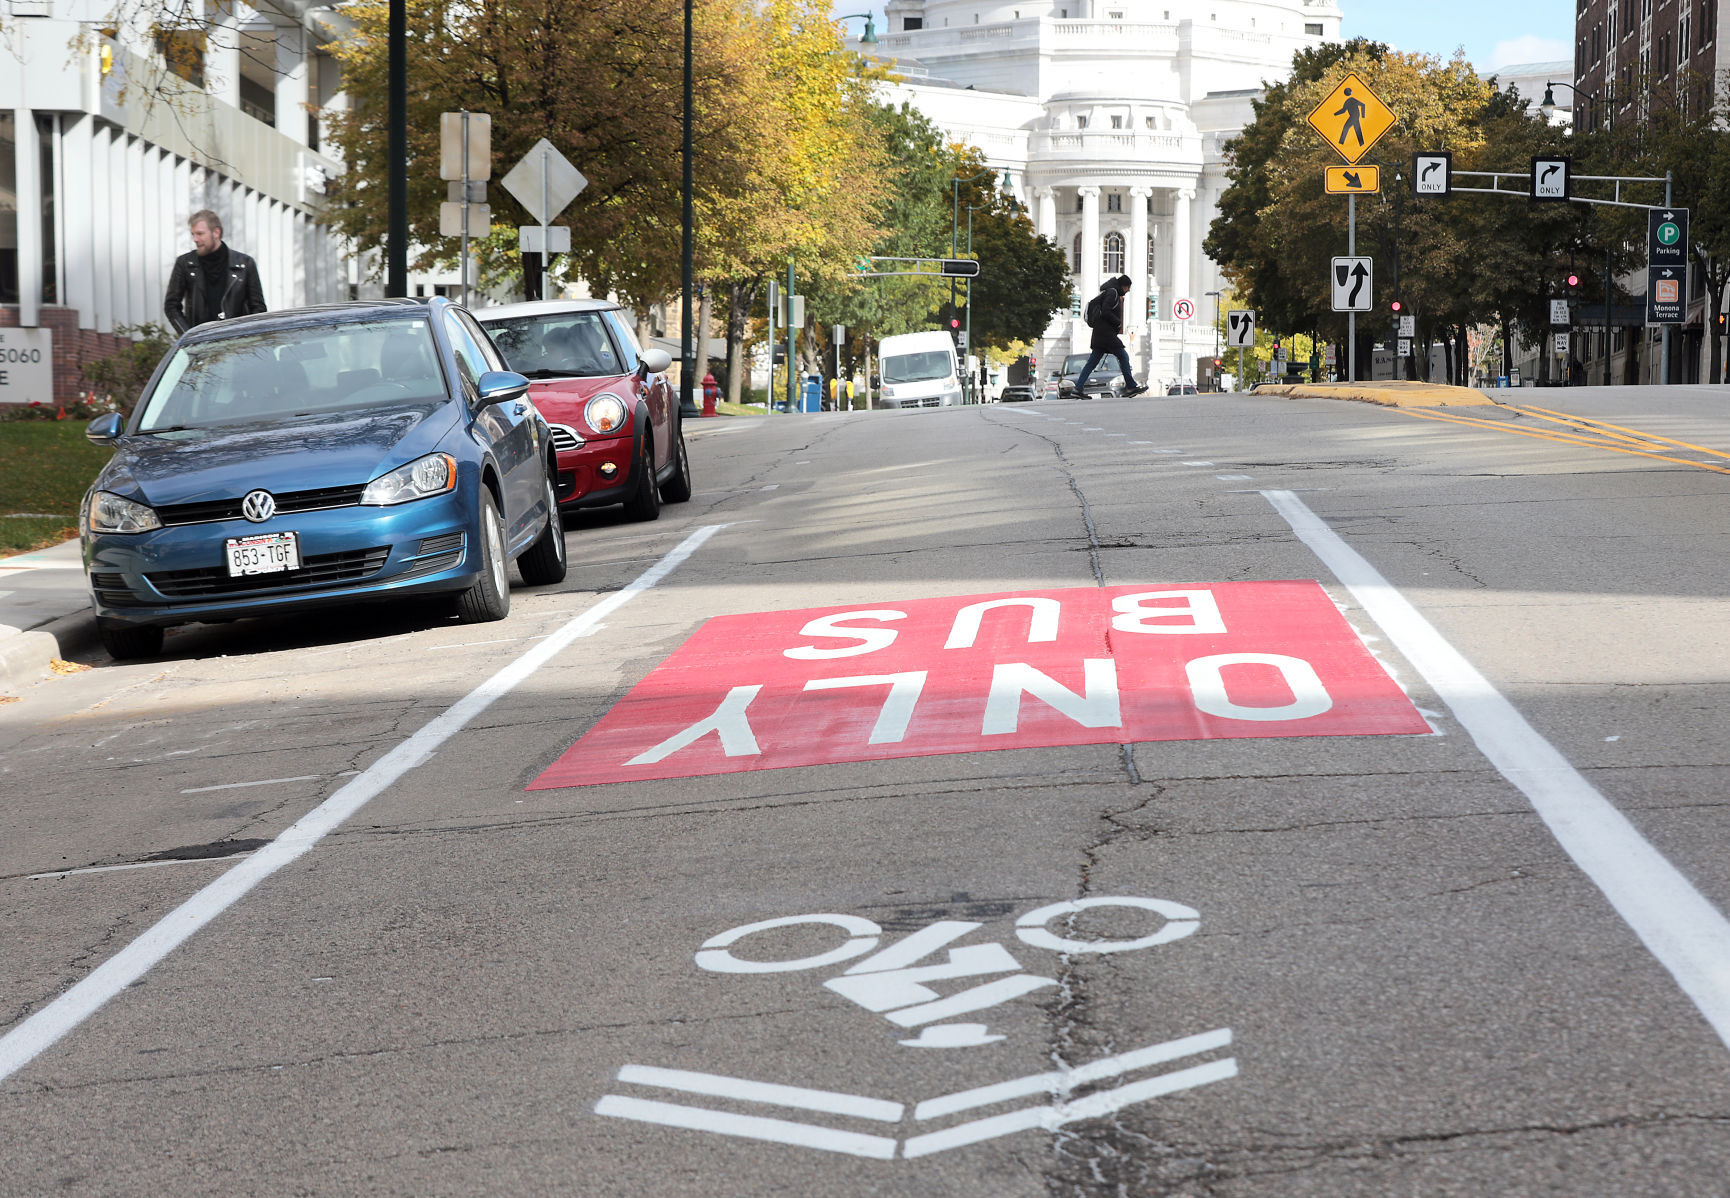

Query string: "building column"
[1171, 186, 1195, 309]
[1128, 186, 1150, 325]
[274, 21, 310, 145]
[1034, 186, 1056, 241]
[208, 2, 242, 109]
[14, 108, 42, 327]
[1078, 185, 1100, 306]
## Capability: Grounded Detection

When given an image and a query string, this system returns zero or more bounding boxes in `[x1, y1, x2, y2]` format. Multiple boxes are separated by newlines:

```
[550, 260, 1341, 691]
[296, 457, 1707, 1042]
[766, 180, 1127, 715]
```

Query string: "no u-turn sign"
[531, 582, 1428, 789]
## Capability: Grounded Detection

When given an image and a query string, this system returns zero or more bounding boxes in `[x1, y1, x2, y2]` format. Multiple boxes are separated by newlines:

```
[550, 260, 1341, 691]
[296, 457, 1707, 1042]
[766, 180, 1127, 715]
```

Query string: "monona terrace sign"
[531, 582, 1429, 789]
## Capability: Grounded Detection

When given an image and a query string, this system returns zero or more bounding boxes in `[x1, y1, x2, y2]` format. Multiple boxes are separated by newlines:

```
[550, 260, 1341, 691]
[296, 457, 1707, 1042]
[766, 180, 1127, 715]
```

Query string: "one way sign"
[1226, 309, 1256, 347]
[1331, 257, 1373, 312]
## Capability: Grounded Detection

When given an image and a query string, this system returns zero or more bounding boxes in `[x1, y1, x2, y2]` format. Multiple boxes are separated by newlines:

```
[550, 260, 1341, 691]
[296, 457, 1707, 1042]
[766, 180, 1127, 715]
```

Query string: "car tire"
[97, 619, 164, 660]
[454, 490, 511, 623]
[516, 473, 568, 586]
[622, 432, 661, 522]
[660, 421, 693, 503]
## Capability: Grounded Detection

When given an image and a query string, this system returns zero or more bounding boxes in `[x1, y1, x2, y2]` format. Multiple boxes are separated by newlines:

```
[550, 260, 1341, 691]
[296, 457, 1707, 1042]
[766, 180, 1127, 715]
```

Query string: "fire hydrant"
[701, 371, 719, 417]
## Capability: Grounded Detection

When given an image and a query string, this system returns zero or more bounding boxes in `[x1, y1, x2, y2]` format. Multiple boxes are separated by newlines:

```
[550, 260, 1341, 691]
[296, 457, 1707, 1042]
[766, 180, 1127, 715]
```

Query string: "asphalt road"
[2, 387, 1728, 1196]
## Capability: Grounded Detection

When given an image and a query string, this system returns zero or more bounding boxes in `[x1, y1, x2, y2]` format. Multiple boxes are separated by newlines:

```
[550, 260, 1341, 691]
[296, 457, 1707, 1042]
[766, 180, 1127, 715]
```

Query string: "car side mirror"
[476, 370, 530, 406]
[638, 348, 673, 375]
[86, 412, 125, 444]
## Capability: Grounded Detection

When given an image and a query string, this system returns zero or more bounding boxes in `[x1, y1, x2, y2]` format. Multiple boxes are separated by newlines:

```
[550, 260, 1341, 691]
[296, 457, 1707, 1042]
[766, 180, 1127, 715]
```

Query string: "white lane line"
[913, 1028, 1232, 1120]
[617, 1065, 903, 1122]
[1264, 489, 1730, 1053]
[1128, 441, 1153, 445]
[1181, 460, 1215, 467]
[28, 852, 258, 881]
[1216, 474, 1252, 481]
[594, 1096, 898, 1159]
[760, 484, 779, 491]
[902, 1058, 1238, 1159]
[0, 523, 730, 1084]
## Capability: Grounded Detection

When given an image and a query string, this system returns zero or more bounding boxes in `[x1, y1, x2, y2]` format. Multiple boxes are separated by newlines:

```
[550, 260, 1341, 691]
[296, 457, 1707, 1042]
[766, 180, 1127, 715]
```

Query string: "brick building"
[1572, 0, 1727, 382]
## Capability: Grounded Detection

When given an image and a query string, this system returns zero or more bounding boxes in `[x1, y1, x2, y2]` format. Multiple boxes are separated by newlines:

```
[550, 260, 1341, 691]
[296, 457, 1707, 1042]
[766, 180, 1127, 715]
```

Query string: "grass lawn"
[0, 420, 113, 555]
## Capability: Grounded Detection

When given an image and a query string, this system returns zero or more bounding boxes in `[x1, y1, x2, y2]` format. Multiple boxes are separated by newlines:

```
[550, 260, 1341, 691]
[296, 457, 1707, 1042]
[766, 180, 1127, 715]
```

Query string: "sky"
[1340, 0, 1575, 71]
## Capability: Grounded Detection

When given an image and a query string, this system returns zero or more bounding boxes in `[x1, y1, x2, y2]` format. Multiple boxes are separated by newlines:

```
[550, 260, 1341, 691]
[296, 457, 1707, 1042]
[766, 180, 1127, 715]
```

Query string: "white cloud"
[1487, 35, 1572, 69]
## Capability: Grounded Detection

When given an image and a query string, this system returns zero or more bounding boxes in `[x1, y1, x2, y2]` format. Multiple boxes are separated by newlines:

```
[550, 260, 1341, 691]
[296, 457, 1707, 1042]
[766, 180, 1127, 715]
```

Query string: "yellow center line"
[1400, 409, 1730, 476]
[1511, 405, 1730, 462]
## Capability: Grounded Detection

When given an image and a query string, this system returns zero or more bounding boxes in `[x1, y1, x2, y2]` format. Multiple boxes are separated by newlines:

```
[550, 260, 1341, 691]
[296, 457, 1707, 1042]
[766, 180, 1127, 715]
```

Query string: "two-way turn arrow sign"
[1331, 256, 1373, 312]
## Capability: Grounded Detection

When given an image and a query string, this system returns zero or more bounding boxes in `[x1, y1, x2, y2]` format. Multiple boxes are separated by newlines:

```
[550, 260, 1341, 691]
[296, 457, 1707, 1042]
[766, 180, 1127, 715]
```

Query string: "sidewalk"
[0, 537, 98, 692]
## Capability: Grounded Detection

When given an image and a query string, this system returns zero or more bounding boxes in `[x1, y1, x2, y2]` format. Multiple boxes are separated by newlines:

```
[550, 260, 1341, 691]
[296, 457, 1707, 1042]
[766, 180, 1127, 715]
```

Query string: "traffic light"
[1566, 272, 1580, 290]
[949, 318, 960, 330]
[1390, 298, 1403, 314]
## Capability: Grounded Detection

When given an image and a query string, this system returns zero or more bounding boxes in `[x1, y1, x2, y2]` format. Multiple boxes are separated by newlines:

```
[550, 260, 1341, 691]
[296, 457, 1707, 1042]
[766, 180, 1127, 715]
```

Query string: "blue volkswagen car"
[81, 298, 566, 659]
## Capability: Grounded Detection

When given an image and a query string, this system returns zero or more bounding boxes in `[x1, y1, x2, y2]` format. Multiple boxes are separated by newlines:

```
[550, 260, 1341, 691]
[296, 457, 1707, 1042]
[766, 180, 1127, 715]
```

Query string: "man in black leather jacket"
[163, 209, 267, 334]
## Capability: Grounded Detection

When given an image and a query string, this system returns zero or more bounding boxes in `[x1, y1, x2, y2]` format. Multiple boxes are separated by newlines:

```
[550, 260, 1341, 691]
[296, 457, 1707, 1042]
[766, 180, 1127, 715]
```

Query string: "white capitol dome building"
[856, 0, 1345, 385]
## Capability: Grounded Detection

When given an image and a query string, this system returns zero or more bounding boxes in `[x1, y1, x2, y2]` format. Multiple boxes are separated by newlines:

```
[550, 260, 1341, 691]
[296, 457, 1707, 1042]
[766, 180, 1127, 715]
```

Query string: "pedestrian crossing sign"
[1307, 72, 1397, 165]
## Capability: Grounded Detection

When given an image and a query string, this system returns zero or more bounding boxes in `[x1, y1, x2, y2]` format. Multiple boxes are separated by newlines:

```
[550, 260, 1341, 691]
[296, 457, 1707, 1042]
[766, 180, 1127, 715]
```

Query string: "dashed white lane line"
[0, 523, 731, 1084]
[1265, 488, 1730, 1054]
[1216, 474, 1252, 481]
[1181, 461, 1216, 467]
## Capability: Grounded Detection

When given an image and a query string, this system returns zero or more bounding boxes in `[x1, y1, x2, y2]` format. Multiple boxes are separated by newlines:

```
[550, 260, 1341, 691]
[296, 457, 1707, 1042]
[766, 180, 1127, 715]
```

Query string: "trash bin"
[800, 376, 821, 413]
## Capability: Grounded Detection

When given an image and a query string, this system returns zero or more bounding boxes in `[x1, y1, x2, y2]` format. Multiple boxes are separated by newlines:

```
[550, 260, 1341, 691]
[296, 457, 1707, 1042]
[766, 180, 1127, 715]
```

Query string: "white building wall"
[0, 1, 348, 348]
[867, 0, 1342, 386]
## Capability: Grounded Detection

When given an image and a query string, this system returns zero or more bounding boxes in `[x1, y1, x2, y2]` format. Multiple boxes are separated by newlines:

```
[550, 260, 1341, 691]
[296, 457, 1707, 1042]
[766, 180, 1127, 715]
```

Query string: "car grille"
[146, 546, 390, 598]
[156, 484, 368, 527]
[548, 424, 585, 453]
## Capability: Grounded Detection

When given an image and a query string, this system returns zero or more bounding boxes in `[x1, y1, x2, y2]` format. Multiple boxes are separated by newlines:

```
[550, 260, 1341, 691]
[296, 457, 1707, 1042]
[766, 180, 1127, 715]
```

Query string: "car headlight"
[87, 490, 162, 534]
[584, 393, 628, 435]
[361, 453, 458, 506]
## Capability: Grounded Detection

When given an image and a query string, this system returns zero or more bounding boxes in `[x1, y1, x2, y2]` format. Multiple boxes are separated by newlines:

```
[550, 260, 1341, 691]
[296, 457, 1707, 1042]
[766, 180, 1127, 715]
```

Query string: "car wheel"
[622, 432, 661, 522]
[516, 473, 568, 586]
[454, 490, 511, 623]
[660, 421, 693, 503]
[97, 619, 163, 660]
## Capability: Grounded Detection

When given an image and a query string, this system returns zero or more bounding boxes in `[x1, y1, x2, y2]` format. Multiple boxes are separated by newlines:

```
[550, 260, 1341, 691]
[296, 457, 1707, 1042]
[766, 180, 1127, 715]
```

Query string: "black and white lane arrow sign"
[1332, 256, 1373, 312]
[1227, 309, 1256, 347]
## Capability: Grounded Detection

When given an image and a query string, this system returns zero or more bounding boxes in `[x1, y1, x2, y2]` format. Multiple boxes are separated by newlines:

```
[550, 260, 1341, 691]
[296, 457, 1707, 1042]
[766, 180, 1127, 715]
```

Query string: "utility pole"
[679, 0, 699, 416]
[386, 0, 406, 297]
[785, 261, 797, 414]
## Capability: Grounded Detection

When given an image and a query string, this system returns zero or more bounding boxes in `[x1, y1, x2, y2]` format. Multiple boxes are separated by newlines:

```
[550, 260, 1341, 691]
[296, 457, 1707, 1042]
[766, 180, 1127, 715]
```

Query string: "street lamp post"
[679, 0, 698, 417]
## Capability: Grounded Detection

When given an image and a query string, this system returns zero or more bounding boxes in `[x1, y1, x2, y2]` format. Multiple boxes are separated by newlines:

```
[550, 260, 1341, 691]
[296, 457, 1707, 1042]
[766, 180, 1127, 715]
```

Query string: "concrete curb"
[1251, 381, 1498, 408]
[0, 607, 100, 694]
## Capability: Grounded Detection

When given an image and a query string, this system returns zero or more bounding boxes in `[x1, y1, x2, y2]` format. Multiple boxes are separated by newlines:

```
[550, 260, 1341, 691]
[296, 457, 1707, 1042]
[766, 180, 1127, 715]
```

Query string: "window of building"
[1072, 232, 1082, 270]
[1110, 115, 1124, 129]
[1102, 232, 1125, 274]
[239, 74, 276, 127]
[973, 13, 979, 22]
[1304, 22, 1323, 34]
[1076, 115, 1088, 129]
[1076, 193, 1085, 213]
[903, 16, 923, 29]
[1705, 0, 1716, 44]
[1106, 193, 1121, 212]
[154, 27, 207, 88]
[1145, 115, 1156, 129]
[0, 113, 58, 306]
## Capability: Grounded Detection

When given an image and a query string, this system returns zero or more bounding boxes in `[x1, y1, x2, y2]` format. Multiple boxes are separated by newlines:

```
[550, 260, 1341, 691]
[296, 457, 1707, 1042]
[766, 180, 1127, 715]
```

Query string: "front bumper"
[85, 487, 481, 628]
[554, 434, 636, 509]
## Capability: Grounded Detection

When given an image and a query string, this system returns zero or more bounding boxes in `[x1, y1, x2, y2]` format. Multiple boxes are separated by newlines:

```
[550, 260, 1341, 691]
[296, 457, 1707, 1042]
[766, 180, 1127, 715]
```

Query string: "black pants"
[1076, 345, 1137, 391]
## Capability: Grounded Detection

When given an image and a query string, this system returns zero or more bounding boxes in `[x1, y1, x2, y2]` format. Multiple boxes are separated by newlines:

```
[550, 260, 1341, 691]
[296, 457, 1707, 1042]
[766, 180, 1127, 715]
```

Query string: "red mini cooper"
[475, 300, 692, 520]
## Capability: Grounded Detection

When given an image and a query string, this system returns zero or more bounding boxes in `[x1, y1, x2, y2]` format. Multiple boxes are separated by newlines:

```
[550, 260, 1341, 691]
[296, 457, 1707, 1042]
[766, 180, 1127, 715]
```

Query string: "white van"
[876, 331, 963, 408]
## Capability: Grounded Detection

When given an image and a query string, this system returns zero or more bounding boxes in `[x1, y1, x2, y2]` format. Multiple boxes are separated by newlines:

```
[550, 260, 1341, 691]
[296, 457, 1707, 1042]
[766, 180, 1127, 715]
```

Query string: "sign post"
[501, 138, 587, 300]
[1647, 200, 1687, 385]
[1227, 309, 1255, 391]
[1307, 72, 1396, 382]
[439, 111, 491, 308]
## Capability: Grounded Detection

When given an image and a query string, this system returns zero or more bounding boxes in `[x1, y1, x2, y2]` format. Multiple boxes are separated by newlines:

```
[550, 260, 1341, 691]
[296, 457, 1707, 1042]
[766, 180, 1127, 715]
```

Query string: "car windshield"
[881, 350, 953, 384]
[135, 319, 445, 432]
[481, 311, 624, 379]
[1062, 354, 1124, 383]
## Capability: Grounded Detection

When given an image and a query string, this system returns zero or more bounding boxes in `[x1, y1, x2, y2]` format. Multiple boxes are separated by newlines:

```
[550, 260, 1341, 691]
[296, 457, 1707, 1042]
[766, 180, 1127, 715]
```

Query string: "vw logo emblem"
[241, 490, 277, 523]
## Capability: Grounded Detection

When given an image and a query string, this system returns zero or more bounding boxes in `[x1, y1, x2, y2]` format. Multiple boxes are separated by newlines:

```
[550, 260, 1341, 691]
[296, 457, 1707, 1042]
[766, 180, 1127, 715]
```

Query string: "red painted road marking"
[530, 582, 1428, 789]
